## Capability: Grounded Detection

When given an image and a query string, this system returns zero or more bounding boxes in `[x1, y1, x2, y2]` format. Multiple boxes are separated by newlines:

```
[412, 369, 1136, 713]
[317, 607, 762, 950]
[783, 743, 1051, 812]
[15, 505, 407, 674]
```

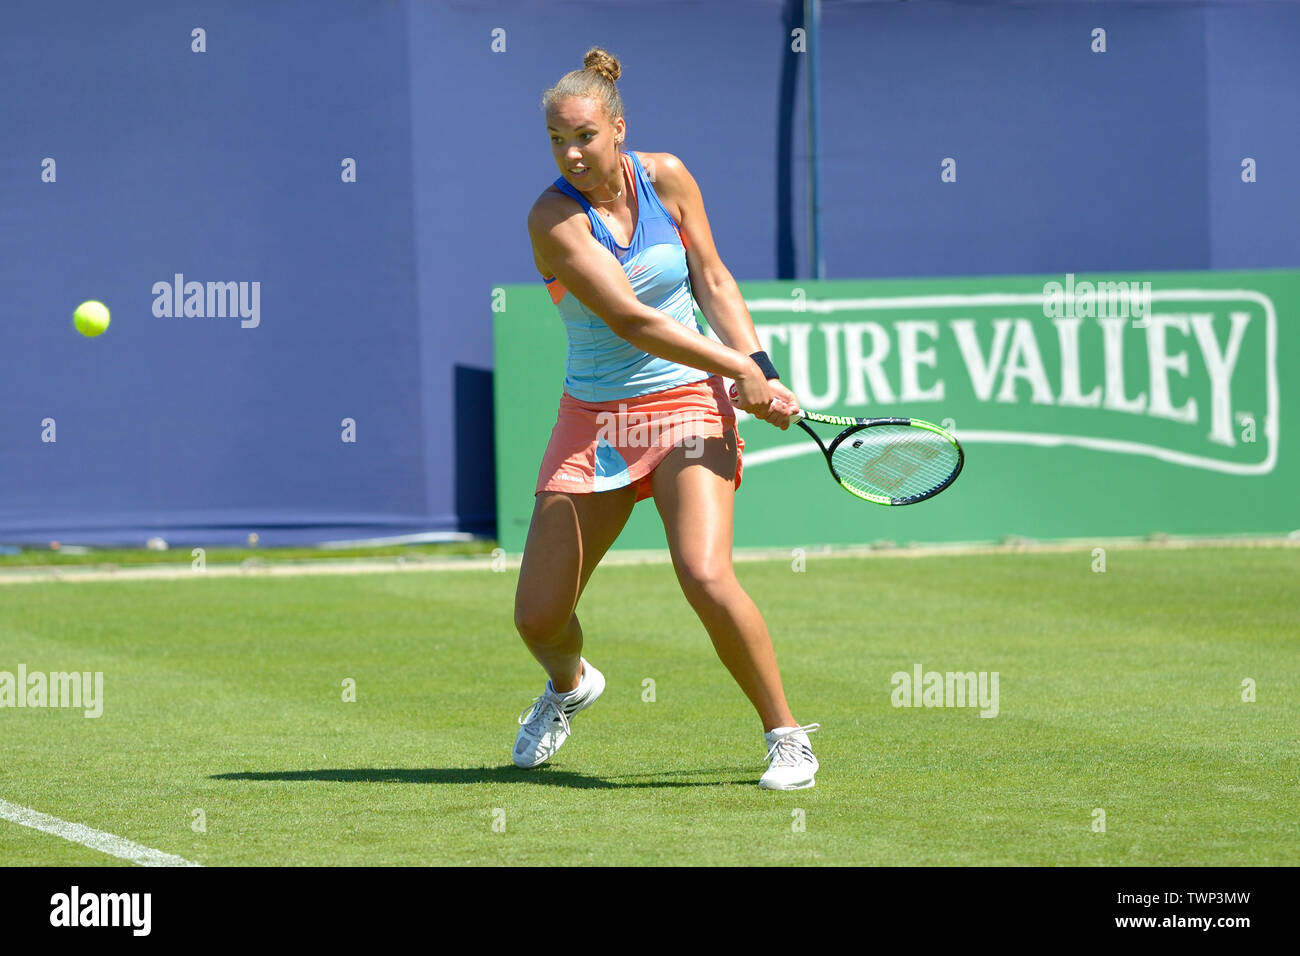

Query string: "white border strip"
[0, 535, 1295, 583]
[742, 289, 1280, 475]
[0, 797, 202, 867]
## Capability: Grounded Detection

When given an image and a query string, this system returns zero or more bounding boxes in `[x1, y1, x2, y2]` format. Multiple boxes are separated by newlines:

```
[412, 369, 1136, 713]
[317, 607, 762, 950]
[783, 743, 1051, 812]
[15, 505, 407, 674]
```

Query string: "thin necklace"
[589, 156, 625, 204]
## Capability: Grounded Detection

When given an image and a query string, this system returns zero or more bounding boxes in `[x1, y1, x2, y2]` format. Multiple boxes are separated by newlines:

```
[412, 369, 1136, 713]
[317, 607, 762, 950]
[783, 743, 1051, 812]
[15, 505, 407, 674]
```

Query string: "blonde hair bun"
[541, 47, 625, 122]
[583, 48, 621, 84]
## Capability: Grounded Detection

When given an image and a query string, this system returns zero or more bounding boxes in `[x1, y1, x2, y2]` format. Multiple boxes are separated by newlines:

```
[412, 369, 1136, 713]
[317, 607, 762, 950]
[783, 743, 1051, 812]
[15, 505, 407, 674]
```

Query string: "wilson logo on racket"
[791, 410, 963, 505]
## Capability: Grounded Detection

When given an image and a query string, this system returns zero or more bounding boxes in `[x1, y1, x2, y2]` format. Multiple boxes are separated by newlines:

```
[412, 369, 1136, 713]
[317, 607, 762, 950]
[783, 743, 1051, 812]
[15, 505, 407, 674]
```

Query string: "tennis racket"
[790, 410, 964, 505]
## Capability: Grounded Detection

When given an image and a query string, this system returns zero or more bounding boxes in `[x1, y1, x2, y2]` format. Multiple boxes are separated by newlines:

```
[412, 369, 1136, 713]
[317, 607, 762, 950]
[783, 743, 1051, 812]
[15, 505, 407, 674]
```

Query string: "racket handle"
[729, 382, 805, 423]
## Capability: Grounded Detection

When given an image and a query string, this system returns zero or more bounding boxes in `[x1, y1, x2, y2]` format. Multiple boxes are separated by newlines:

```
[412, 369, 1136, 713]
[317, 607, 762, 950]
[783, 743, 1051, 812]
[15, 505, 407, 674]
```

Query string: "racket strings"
[830, 425, 959, 499]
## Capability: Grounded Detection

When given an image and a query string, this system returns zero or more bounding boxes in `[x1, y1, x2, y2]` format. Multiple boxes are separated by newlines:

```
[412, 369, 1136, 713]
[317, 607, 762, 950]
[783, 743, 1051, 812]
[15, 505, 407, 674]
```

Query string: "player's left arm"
[649, 152, 800, 417]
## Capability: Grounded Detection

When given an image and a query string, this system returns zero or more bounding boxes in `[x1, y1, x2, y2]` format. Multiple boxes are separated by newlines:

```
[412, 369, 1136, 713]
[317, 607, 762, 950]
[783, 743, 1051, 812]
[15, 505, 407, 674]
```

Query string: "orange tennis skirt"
[536, 374, 744, 501]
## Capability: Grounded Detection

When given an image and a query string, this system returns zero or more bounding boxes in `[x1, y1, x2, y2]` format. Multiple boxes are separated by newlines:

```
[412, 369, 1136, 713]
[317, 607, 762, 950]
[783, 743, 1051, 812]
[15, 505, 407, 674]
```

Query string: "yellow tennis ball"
[73, 300, 111, 337]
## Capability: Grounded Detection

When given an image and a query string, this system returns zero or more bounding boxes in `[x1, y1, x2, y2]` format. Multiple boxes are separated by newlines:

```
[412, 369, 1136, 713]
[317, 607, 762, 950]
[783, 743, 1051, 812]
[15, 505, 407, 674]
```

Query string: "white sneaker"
[759, 723, 821, 790]
[512, 658, 605, 768]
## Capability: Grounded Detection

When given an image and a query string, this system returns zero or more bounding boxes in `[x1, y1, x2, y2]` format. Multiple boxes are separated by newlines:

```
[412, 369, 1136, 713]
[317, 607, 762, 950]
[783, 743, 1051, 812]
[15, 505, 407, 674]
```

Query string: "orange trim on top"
[544, 276, 568, 304]
[673, 221, 690, 251]
[624, 152, 637, 205]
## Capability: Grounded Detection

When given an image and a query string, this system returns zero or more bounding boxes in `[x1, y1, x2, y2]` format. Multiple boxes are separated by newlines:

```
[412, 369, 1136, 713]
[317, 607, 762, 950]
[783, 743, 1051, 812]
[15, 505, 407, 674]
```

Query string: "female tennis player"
[513, 47, 820, 790]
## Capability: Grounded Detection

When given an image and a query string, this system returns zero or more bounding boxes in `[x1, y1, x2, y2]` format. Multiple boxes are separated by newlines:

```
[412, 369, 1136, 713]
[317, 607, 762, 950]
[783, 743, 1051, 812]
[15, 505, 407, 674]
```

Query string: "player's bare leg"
[514, 487, 636, 691]
[650, 431, 797, 732]
[510, 486, 636, 768]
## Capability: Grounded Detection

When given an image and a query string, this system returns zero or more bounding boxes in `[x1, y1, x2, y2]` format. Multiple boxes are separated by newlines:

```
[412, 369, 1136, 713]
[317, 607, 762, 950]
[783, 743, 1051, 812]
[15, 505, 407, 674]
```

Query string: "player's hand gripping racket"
[790, 410, 964, 505]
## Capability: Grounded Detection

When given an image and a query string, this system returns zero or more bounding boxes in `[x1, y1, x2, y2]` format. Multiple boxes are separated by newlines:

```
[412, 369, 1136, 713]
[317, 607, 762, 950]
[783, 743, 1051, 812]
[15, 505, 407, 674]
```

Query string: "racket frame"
[794, 411, 964, 506]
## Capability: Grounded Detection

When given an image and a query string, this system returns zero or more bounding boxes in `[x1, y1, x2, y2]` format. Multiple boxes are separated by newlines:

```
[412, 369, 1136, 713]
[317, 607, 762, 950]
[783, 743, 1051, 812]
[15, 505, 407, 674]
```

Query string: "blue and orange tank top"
[542, 150, 709, 403]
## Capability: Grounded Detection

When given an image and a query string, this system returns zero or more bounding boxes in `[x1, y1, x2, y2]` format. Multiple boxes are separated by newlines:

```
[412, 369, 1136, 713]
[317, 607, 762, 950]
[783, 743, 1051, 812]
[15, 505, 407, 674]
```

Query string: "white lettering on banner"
[1190, 311, 1251, 447]
[949, 318, 1009, 402]
[843, 322, 894, 404]
[787, 323, 841, 406]
[737, 289, 1277, 476]
[1053, 318, 1102, 407]
[754, 324, 789, 361]
[1145, 315, 1197, 425]
[895, 321, 944, 402]
[1099, 317, 1147, 414]
[996, 319, 1053, 406]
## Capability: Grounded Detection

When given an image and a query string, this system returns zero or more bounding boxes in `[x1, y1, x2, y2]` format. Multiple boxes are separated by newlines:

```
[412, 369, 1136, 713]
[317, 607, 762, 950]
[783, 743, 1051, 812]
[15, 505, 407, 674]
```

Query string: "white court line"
[0, 535, 1297, 584]
[0, 797, 202, 867]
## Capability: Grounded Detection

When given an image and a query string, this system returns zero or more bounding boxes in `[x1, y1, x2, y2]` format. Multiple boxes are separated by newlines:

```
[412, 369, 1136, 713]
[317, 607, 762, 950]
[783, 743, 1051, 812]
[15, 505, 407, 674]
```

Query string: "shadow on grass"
[211, 766, 755, 789]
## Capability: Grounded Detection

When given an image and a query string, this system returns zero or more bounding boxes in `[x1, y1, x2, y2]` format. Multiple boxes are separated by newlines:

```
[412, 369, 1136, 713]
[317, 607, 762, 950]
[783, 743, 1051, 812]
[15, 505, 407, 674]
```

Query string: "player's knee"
[513, 599, 567, 646]
[676, 560, 736, 608]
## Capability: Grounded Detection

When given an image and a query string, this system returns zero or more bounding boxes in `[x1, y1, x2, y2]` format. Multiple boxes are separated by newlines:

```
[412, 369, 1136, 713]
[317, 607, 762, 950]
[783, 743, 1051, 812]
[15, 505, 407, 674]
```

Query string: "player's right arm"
[527, 195, 776, 414]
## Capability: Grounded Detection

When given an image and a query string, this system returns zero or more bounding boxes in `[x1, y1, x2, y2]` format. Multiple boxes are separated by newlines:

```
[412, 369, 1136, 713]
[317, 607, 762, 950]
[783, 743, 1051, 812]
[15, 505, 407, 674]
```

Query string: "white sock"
[554, 663, 585, 697]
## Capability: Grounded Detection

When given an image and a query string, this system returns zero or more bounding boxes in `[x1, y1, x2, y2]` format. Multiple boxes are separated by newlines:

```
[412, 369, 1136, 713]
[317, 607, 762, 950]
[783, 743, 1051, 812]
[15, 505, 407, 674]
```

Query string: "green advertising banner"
[493, 270, 1296, 552]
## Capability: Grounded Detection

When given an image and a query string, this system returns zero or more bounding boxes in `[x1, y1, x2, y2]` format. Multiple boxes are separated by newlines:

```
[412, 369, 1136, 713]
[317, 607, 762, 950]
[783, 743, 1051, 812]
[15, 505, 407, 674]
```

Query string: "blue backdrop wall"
[2, 0, 1296, 546]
